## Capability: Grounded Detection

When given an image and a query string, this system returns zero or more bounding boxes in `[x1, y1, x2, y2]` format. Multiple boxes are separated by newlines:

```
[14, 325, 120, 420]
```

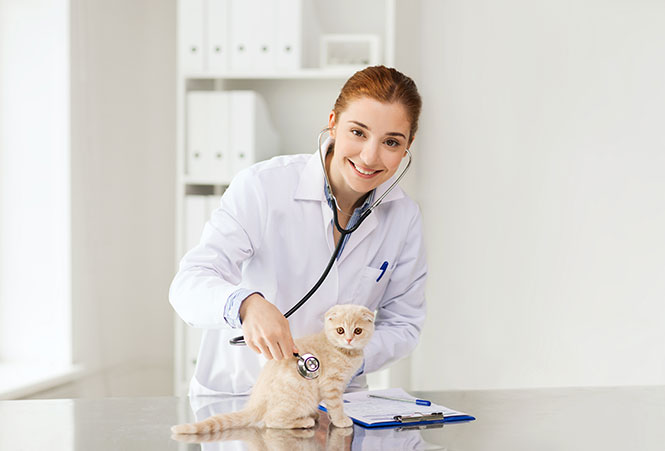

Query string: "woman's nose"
[358, 140, 380, 166]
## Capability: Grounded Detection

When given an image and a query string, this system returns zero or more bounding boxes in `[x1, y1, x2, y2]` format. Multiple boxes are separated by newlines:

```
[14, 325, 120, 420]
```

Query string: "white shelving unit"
[174, 0, 421, 396]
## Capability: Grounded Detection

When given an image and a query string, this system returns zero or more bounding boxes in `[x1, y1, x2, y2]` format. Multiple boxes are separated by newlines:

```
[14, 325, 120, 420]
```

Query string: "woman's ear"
[328, 111, 336, 138]
[407, 134, 415, 152]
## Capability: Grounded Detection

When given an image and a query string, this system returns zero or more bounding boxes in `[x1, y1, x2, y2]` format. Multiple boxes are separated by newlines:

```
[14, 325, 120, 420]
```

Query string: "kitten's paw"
[331, 415, 353, 428]
[329, 425, 354, 437]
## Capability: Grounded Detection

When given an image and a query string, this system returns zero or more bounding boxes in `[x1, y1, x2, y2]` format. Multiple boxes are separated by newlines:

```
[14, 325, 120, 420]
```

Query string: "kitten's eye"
[337, 327, 344, 335]
[354, 328, 362, 335]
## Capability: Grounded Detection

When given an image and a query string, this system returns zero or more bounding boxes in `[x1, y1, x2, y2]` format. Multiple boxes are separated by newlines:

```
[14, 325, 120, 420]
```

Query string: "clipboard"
[319, 388, 476, 428]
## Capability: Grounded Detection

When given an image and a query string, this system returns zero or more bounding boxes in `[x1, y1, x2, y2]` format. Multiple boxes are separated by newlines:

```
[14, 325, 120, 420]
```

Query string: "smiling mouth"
[349, 160, 381, 177]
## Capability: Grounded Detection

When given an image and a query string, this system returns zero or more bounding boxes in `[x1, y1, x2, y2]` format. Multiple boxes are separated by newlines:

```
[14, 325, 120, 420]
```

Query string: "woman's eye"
[385, 139, 400, 148]
[354, 328, 362, 335]
[337, 327, 345, 334]
[351, 129, 364, 137]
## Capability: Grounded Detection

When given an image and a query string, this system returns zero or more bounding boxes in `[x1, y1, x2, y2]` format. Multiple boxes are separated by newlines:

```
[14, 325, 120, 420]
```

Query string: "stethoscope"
[229, 127, 413, 379]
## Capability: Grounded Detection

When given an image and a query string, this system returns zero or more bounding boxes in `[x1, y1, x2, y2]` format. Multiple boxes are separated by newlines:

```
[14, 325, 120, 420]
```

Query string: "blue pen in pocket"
[376, 261, 389, 282]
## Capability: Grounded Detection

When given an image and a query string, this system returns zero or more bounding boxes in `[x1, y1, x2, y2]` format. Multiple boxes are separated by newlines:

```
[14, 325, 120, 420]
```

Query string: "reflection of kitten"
[171, 424, 353, 451]
[172, 304, 374, 433]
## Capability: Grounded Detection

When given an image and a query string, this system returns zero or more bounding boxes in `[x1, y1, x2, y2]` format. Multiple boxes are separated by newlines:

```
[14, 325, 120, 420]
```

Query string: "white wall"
[413, 0, 665, 390]
[70, 0, 176, 381]
[0, 0, 71, 364]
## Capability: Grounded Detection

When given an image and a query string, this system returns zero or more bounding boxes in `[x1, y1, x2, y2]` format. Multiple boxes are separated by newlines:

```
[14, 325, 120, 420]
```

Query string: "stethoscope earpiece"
[294, 352, 320, 379]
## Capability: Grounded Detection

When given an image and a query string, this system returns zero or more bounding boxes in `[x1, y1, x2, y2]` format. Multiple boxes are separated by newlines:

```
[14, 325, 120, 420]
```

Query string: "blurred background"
[0, 0, 663, 400]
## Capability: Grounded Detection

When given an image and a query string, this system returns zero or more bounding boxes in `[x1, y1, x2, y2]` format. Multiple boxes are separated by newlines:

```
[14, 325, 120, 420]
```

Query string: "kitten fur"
[171, 304, 374, 433]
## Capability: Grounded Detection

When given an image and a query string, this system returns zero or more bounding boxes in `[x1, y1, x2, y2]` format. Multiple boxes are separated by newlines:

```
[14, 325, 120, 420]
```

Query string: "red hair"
[333, 66, 422, 144]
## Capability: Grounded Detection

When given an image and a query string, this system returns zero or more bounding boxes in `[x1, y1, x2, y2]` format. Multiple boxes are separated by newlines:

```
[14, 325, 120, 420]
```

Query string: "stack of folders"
[320, 388, 476, 428]
[179, 0, 303, 74]
[183, 189, 219, 254]
[186, 91, 279, 183]
[228, 0, 302, 72]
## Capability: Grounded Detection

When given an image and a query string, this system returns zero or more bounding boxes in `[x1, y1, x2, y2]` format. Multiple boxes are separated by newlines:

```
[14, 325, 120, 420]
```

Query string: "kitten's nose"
[346, 338, 352, 344]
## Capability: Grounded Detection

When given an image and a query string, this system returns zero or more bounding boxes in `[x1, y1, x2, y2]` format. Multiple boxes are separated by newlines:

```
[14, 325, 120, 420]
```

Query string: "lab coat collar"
[293, 151, 328, 202]
[294, 141, 406, 206]
[295, 140, 406, 264]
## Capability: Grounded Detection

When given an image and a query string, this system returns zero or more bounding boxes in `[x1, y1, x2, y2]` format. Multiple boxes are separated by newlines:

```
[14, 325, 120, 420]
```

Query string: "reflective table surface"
[1, 386, 663, 450]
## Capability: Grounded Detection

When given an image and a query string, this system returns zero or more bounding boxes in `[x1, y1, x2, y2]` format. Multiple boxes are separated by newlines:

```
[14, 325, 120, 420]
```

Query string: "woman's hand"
[239, 293, 298, 360]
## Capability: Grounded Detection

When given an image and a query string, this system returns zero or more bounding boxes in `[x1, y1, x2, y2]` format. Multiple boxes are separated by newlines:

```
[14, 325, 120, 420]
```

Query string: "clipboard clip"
[396, 422, 444, 431]
[393, 412, 444, 423]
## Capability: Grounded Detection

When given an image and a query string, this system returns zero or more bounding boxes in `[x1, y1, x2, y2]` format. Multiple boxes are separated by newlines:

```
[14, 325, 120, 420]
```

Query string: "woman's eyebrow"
[349, 120, 406, 139]
[349, 120, 369, 130]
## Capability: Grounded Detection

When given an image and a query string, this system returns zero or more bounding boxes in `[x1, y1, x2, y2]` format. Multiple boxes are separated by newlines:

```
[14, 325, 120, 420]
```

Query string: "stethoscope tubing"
[229, 128, 411, 346]
[228, 232, 346, 346]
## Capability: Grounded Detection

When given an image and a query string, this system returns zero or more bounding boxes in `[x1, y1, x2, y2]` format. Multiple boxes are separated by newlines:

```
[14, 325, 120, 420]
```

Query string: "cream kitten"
[171, 304, 374, 433]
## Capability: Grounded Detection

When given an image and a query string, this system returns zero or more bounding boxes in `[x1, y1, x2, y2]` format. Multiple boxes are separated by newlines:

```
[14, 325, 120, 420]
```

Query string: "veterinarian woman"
[169, 66, 427, 396]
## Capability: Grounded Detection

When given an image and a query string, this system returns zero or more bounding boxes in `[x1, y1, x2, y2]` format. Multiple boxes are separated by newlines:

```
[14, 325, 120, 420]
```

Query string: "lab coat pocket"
[352, 265, 394, 311]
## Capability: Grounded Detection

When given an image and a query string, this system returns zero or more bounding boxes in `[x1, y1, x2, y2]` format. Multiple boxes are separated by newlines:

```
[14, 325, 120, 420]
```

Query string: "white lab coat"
[169, 149, 427, 396]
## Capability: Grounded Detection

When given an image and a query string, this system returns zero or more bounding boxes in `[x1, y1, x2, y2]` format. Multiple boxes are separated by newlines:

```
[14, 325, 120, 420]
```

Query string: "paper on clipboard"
[321, 388, 475, 428]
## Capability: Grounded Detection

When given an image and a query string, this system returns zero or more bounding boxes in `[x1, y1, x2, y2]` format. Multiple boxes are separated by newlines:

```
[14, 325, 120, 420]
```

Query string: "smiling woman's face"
[327, 97, 412, 202]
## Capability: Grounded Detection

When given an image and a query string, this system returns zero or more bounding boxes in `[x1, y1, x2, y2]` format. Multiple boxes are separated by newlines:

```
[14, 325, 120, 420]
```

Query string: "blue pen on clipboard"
[368, 394, 432, 406]
[376, 261, 389, 282]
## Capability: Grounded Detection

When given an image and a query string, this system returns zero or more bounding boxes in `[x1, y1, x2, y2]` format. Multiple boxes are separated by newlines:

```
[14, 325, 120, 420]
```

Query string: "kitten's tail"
[171, 407, 261, 434]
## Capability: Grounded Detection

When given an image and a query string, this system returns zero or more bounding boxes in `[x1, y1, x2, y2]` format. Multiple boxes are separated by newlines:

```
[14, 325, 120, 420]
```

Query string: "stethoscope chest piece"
[294, 353, 320, 379]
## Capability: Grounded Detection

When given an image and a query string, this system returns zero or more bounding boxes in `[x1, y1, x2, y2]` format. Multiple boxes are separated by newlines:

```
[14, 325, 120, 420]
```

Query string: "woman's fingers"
[277, 324, 297, 360]
[259, 340, 275, 361]
[267, 340, 284, 361]
[240, 294, 296, 360]
[245, 338, 259, 354]
[259, 334, 288, 360]
[245, 328, 291, 360]
[247, 336, 273, 360]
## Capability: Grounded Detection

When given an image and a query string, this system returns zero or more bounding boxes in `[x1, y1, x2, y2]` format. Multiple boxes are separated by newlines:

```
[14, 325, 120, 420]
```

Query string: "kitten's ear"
[325, 309, 338, 322]
[361, 308, 375, 323]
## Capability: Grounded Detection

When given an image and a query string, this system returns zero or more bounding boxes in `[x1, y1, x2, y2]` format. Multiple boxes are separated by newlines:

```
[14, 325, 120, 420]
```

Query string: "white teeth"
[351, 161, 377, 175]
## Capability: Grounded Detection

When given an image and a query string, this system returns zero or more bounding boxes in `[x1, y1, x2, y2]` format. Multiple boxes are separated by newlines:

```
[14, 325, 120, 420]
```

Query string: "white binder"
[186, 93, 211, 179]
[206, 0, 229, 73]
[178, 0, 205, 74]
[275, 0, 302, 71]
[253, 0, 277, 72]
[229, 91, 279, 175]
[187, 91, 278, 182]
[208, 93, 232, 182]
[229, 0, 253, 72]
[229, 91, 254, 174]
[187, 92, 232, 182]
